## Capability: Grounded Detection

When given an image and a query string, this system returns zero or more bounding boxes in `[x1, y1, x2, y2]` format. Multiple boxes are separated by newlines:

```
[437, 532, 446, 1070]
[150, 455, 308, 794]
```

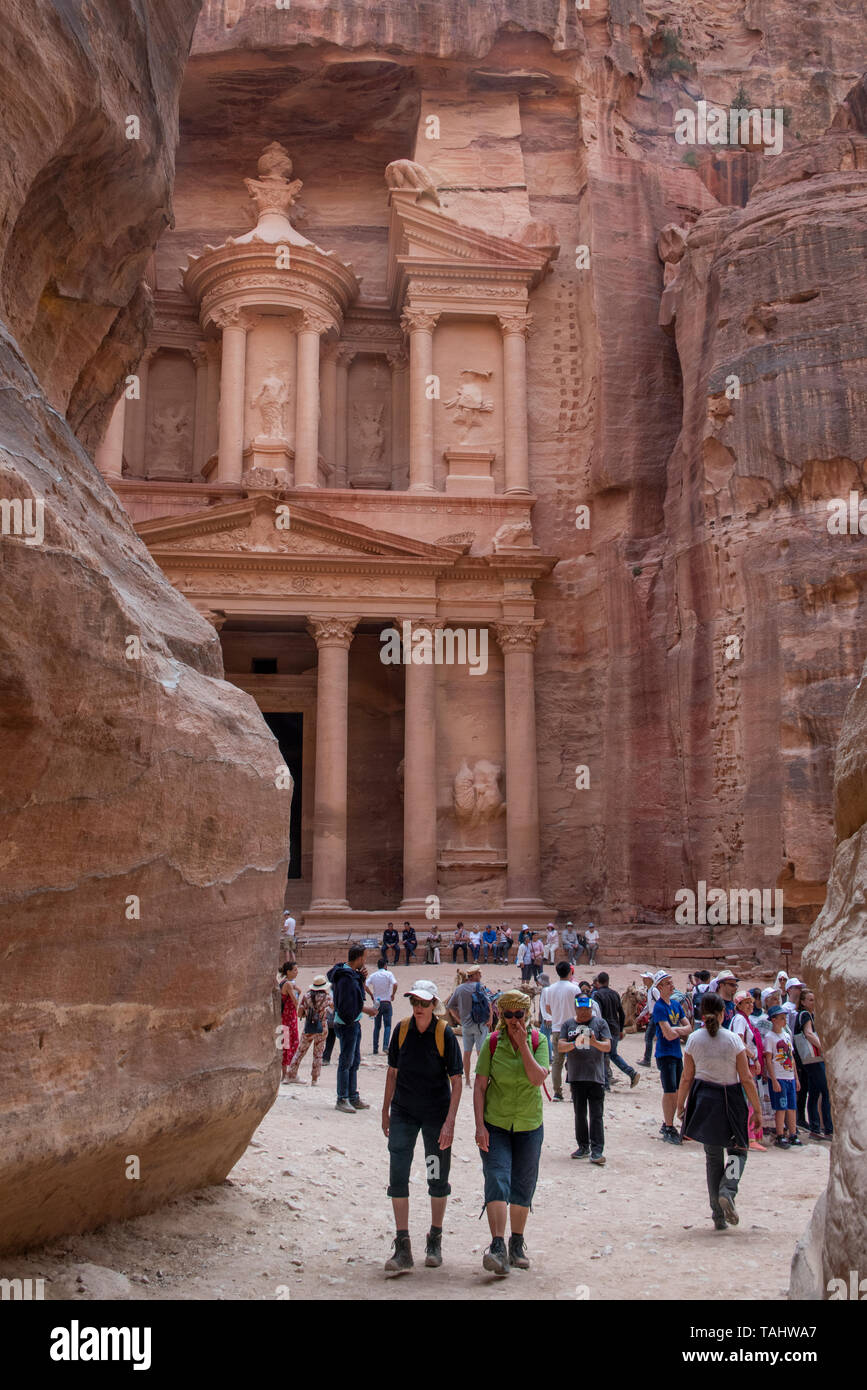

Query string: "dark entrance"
[263, 712, 302, 878]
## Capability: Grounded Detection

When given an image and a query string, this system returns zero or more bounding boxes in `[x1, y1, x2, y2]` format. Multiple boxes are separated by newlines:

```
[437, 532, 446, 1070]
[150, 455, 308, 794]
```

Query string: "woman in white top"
[675, 991, 762, 1231]
[730, 991, 767, 1152]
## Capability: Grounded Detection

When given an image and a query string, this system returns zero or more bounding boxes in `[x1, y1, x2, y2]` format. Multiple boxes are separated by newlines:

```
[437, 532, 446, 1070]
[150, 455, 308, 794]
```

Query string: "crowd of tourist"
[277, 926, 831, 1279]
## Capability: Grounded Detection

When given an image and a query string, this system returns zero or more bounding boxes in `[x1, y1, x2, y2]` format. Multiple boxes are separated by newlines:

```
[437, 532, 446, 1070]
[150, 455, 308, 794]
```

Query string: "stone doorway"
[262, 711, 303, 879]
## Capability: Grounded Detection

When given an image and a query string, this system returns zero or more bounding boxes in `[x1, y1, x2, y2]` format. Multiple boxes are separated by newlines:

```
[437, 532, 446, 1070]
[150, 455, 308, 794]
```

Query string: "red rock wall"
[0, 1, 292, 1254]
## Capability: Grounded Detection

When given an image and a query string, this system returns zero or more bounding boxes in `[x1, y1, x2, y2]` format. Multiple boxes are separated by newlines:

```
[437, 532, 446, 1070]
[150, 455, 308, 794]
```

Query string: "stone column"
[387, 347, 409, 489]
[499, 313, 532, 495]
[333, 345, 356, 488]
[401, 307, 439, 493]
[494, 620, 545, 909]
[215, 308, 250, 486]
[295, 311, 329, 489]
[400, 617, 440, 911]
[309, 616, 359, 910]
[204, 341, 221, 468]
[319, 342, 339, 479]
[94, 394, 126, 480]
[128, 346, 155, 475]
[191, 344, 209, 476]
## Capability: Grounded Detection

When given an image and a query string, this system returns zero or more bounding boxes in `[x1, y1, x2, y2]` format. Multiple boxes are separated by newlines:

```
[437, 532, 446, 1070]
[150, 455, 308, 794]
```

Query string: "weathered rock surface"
[790, 668, 867, 1295]
[0, 0, 291, 1255]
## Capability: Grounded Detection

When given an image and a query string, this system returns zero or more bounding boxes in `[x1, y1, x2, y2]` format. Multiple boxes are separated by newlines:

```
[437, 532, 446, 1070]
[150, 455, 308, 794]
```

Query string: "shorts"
[387, 1105, 452, 1199]
[657, 1054, 683, 1094]
[481, 1123, 543, 1208]
[770, 1077, 797, 1111]
[462, 1020, 488, 1056]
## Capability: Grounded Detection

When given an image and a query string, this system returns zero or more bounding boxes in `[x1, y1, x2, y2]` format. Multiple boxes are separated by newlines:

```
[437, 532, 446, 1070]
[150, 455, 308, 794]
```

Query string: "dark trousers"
[571, 1080, 605, 1154]
[605, 1034, 635, 1087]
[334, 1020, 361, 1102]
[805, 1060, 833, 1134]
[373, 1000, 393, 1053]
[642, 1018, 655, 1064]
[452, 943, 468, 962]
[323, 1023, 336, 1063]
[404, 943, 416, 966]
[795, 1052, 808, 1125]
[704, 1144, 747, 1217]
[483, 942, 496, 961]
[383, 944, 400, 966]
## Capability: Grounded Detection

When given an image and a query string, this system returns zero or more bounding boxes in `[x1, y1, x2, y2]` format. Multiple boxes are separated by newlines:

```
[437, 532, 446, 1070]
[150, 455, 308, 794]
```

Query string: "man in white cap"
[714, 969, 739, 1028]
[638, 969, 659, 1067]
[381, 979, 463, 1276]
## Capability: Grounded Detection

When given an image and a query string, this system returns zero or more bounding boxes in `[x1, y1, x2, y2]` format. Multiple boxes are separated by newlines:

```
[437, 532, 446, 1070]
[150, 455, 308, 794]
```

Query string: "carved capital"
[299, 310, 331, 336]
[387, 347, 409, 372]
[320, 340, 341, 364]
[401, 307, 440, 336]
[498, 313, 533, 338]
[308, 616, 360, 649]
[336, 344, 358, 369]
[139, 345, 159, 366]
[493, 620, 544, 653]
[189, 343, 208, 370]
[212, 305, 253, 332]
[199, 608, 227, 632]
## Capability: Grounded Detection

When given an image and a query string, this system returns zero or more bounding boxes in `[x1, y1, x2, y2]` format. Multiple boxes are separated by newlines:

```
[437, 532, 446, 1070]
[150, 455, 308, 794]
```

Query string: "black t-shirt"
[387, 1017, 463, 1122]
[592, 986, 624, 1038]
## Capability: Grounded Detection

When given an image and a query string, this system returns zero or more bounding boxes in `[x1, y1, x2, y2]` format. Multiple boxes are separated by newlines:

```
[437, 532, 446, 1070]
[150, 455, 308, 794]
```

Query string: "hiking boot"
[638, 1060, 651, 1068]
[774, 1135, 789, 1148]
[424, 1230, 443, 1268]
[336, 1098, 356, 1114]
[350, 1096, 370, 1110]
[482, 1238, 510, 1278]
[571, 1146, 589, 1159]
[508, 1234, 530, 1269]
[713, 1213, 728, 1231]
[718, 1193, 739, 1226]
[663, 1126, 682, 1145]
[630, 1071, 640, 1088]
[384, 1234, 413, 1277]
[590, 1152, 606, 1165]
[788, 1134, 803, 1147]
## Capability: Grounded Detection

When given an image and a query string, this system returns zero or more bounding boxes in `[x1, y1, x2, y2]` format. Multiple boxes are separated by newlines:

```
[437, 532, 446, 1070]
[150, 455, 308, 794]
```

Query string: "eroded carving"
[453, 758, 506, 834]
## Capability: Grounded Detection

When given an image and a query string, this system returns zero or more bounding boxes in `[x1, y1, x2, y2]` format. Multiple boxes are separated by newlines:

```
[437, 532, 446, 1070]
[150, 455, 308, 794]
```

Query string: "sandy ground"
[5, 964, 828, 1302]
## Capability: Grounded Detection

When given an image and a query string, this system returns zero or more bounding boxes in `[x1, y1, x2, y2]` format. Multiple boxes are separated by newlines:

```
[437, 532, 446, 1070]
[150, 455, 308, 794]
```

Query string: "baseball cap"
[640, 968, 654, 978]
[786, 977, 804, 989]
[575, 994, 592, 1007]
[404, 979, 439, 1001]
[652, 969, 672, 986]
[767, 1005, 786, 1019]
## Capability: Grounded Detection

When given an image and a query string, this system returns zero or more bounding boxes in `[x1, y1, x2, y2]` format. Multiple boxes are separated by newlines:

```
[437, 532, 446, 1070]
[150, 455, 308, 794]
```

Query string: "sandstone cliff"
[0, 0, 291, 1253]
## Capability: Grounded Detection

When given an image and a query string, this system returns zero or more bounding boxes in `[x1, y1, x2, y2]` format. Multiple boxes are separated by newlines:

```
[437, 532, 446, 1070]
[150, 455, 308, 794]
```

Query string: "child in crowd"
[763, 1006, 802, 1148]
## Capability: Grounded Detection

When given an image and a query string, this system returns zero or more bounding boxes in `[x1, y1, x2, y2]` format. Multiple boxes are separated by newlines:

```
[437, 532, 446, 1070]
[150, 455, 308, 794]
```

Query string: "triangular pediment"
[136, 496, 466, 566]
[387, 197, 552, 304]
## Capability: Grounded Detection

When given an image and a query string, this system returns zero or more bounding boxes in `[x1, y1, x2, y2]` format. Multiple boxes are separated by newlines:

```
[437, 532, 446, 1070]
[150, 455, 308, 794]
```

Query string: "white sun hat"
[403, 979, 439, 1001]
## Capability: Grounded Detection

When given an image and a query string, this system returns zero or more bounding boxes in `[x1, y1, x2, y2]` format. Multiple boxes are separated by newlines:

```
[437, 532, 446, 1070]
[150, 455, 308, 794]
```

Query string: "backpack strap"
[489, 1029, 498, 1056]
[398, 1017, 411, 1048]
[399, 1016, 446, 1058]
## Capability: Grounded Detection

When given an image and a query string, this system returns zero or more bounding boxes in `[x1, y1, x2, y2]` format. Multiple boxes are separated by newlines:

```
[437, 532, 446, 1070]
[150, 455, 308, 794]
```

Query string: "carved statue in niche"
[453, 758, 506, 839]
[252, 375, 289, 440]
[351, 402, 389, 488]
[444, 370, 494, 445]
[147, 403, 192, 475]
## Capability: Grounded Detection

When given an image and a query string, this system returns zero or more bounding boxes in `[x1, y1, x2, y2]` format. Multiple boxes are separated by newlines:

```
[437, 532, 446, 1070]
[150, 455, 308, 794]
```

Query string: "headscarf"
[495, 989, 534, 1024]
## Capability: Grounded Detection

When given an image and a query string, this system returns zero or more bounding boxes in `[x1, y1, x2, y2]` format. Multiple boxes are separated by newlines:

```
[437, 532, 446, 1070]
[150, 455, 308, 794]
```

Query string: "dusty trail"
[4, 964, 827, 1301]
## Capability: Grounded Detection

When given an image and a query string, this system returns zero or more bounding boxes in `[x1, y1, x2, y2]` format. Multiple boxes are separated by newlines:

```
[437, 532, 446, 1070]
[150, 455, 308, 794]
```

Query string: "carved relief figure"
[453, 758, 506, 834]
[492, 519, 534, 551]
[444, 370, 494, 444]
[351, 402, 389, 487]
[253, 375, 289, 440]
[147, 403, 192, 474]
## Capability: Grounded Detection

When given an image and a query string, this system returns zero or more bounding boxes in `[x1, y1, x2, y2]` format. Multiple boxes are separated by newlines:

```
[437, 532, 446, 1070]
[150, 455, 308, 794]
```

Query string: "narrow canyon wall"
[0, 1, 292, 1254]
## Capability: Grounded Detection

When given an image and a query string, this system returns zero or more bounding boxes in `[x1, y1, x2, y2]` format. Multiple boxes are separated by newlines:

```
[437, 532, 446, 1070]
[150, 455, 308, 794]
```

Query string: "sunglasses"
[501, 1010, 526, 1020]
[409, 997, 433, 1007]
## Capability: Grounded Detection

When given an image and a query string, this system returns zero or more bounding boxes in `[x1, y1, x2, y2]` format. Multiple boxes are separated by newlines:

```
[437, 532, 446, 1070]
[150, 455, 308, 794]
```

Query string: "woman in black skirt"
[675, 991, 763, 1230]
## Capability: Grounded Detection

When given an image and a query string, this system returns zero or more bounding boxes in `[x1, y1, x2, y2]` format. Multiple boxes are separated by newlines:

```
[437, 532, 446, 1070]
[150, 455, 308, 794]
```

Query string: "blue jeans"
[481, 1123, 543, 1208]
[373, 1001, 393, 1054]
[606, 1034, 635, 1086]
[334, 1020, 361, 1102]
[483, 942, 496, 961]
[805, 1060, 833, 1134]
